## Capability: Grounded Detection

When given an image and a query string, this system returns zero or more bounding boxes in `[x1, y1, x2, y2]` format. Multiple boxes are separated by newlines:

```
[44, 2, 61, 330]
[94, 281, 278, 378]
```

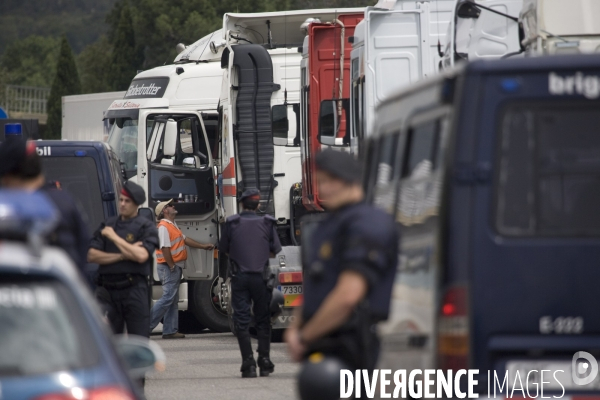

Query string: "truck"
[441, 0, 524, 69]
[315, 0, 455, 156]
[520, 0, 600, 56]
[62, 91, 126, 142]
[296, 13, 363, 213]
[105, 9, 359, 333]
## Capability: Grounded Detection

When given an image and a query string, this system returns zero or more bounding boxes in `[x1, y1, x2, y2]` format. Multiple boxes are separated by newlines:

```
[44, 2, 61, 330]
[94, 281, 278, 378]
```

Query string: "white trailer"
[521, 0, 600, 55]
[62, 92, 126, 141]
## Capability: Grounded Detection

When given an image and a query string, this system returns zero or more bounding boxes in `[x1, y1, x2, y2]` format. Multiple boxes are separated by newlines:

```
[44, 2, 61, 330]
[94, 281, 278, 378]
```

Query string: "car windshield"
[0, 280, 99, 377]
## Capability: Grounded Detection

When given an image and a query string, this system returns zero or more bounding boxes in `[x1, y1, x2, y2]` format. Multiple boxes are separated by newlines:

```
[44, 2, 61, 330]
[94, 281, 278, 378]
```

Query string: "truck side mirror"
[272, 104, 289, 146]
[318, 100, 347, 147]
[456, 0, 481, 19]
[164, 119, 177, 157]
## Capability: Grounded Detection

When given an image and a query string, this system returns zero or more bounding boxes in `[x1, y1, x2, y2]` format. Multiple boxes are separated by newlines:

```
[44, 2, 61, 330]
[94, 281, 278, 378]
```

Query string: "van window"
[41, 156, 104, 234]
[397, 118, 445, 225]
[371, 133, 402, 215]
[496, 104, 600, 236]
[403, 120, 439, 178]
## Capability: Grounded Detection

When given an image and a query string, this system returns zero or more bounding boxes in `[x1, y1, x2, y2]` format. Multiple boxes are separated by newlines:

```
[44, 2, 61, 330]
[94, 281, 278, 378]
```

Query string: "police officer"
[87, 181, 159, 337]
[285, 149, 399, 374]
[218, 188, 282, 378]
[0, 138, 90, 275]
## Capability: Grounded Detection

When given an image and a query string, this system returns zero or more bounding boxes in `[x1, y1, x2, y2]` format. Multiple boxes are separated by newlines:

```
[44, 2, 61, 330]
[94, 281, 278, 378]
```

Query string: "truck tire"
[226, 280, 237, 336]
[190, 276, 230, 333]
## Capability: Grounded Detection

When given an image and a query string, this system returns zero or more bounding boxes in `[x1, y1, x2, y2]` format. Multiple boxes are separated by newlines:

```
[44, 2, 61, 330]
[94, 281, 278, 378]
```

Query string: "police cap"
[240, 188, 260, 202]
[0, 137, 36, 177]
[315, 149, 362, 183]
[121, 181, 146, 205]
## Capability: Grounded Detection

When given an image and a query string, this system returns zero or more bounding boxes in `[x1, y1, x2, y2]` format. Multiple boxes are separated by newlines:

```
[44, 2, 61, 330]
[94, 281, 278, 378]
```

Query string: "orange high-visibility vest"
[156, 220, 188, 264]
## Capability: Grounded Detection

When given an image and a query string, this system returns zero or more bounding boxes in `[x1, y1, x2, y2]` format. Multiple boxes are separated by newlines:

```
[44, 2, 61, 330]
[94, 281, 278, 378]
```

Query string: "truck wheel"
[191, 275, 230, 333]
[226, 280, 237, 336]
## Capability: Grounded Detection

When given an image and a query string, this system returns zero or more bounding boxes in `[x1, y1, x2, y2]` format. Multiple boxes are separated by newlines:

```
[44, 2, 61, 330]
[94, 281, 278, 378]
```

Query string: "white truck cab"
[441, 0, 524, 69]
[346, 0, 454, 154]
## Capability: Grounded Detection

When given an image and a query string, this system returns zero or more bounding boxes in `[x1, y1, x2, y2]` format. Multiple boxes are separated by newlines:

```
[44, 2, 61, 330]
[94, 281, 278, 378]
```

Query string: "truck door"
[144, 111, 218, 280]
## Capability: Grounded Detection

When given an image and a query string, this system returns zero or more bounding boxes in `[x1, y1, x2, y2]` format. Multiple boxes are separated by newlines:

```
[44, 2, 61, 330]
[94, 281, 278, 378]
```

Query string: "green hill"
[0, 0, 117, 54]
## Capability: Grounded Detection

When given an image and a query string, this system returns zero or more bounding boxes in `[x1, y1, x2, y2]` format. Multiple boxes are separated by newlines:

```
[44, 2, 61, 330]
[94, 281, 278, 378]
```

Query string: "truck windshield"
[495, 102, 600, 236]
[108, 118, 139, 178]
[108, 117, 155, 179]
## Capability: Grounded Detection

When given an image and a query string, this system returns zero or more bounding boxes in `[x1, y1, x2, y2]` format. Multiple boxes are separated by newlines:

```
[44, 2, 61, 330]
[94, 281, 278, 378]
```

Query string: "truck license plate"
[278, 285, 303, 295]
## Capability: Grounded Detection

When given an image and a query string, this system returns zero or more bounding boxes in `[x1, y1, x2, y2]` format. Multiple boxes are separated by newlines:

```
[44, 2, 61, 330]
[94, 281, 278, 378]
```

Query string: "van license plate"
[278, 285, 303, 295]
[506, 361, 600, 391]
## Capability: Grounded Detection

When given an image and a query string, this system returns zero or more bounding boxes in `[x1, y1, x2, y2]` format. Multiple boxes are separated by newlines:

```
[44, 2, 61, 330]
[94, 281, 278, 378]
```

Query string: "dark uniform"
[219, 188, 282, 377]
[301, 150, 399, 371]
[90, 182, 159, 337]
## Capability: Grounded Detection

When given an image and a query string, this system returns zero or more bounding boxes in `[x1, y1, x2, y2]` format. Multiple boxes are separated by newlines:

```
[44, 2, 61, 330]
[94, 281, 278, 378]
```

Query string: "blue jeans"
[150, 263, 182, 335]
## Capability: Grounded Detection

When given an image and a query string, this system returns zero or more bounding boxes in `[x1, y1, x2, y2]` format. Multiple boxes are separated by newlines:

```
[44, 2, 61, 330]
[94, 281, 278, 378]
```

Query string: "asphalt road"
[145, 330, 301, 400]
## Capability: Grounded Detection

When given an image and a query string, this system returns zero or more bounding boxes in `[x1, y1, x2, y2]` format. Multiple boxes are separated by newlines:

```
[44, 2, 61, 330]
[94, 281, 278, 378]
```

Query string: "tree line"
[0, 0, 371, 138]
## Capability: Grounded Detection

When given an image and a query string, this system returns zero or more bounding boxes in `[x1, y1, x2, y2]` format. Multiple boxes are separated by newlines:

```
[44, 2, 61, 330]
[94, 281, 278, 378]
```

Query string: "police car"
[0, 191, 164, 400]
[364, 53, 600, 397]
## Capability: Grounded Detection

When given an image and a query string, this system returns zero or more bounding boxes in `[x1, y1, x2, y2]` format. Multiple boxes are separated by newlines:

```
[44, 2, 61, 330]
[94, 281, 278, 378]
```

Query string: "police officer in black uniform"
[87, 181, 159, 337]
[219, 188, 282, 378]
[0, 138, 90, 274]
[285, 149, 399, 376]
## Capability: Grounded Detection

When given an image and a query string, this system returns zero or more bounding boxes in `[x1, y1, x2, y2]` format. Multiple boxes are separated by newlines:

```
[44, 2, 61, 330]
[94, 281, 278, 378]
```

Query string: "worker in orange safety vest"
[150, 199, 215, 339]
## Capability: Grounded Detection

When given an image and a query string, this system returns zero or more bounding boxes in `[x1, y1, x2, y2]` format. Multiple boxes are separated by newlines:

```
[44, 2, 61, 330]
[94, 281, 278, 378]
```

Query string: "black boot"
[257, 355, 275, 377]
[237, 329, 257, 378]
[236, 330, 254, 361]
[241, 356, 257, 378]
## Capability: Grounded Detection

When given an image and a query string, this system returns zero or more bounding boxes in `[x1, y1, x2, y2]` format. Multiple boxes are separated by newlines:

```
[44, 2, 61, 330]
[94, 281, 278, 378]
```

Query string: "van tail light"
[438, 285, 469, 371]
[34, 386, 136, 400]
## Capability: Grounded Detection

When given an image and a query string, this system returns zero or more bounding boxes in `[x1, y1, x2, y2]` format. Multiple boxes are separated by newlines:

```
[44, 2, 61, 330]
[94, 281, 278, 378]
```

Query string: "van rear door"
[36, 143, 109, 234]
[469, 71, 600, 392]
